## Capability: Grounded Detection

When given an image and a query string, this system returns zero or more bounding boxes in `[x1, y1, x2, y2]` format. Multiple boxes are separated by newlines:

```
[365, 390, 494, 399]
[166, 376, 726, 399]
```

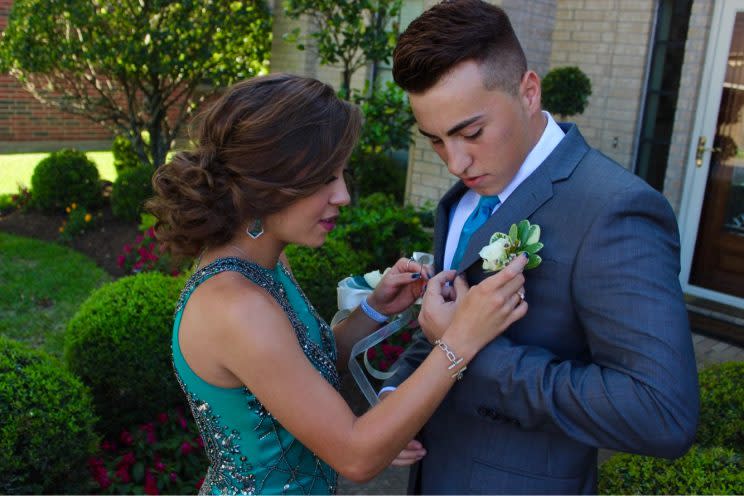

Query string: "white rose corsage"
[479, 219, 543, 272]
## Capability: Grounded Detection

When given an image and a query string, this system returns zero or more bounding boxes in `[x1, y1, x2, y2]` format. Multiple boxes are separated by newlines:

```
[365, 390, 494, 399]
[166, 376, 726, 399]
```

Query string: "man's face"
[409, 60, 543, 196]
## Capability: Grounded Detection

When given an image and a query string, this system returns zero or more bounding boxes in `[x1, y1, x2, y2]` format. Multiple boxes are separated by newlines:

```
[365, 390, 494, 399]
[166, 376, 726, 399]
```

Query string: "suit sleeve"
[456, 186, 699, 458]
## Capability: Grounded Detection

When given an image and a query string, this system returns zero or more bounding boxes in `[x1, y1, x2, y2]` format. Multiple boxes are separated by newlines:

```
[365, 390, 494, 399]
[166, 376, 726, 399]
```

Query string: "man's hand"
[391, 439, 427, 467]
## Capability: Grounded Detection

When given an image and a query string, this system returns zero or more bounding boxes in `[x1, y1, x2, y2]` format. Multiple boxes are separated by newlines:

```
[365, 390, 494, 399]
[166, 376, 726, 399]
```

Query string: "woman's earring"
[247, 218, 264, 239]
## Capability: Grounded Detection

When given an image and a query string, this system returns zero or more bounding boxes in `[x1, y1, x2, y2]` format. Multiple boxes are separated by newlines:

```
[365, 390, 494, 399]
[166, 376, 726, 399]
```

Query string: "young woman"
[148, 73, 527, 495]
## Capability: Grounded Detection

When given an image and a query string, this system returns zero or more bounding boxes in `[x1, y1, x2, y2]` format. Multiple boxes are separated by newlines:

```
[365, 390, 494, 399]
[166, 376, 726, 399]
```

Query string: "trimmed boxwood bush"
[64, 272, 184, 435]
[335, 193, 433, 269]
[285, 238, 372, 322]
[696, 361, 744, 449]
[542, 66, 592, 119]
[112, 135, 145, 173]
[0, 336, 98, 494]
[111, 164, 155, 222]
[599, 446, 744, 494]
[30, 148, 102, 212]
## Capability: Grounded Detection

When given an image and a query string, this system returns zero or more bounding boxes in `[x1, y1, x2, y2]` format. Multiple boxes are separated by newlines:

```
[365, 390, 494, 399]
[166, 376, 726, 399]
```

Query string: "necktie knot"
[451, 195, 501, 270]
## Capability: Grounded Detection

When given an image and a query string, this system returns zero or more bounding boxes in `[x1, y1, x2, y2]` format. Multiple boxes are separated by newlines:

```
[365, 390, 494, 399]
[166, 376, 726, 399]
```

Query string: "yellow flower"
[71, 203, 77, 209]
[84, 213, 92, 222]
[59, 227, 65, 233]
[65, 207, 71, 213]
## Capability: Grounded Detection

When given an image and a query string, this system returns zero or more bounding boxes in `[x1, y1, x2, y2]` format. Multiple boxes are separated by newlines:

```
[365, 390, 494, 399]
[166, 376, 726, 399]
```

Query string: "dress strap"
[174, 257, 340, 390]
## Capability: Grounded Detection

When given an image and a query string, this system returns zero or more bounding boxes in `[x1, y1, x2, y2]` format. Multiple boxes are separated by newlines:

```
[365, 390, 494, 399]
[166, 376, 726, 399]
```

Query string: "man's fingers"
[453, 274, 469, 301]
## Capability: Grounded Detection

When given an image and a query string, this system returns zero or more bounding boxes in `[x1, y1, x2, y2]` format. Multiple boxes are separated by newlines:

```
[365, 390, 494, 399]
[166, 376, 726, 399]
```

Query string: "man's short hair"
[393, 0, 527, 95]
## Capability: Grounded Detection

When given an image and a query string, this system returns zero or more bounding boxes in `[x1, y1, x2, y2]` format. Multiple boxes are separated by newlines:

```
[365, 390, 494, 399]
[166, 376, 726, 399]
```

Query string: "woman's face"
[265, 164, 351, 248]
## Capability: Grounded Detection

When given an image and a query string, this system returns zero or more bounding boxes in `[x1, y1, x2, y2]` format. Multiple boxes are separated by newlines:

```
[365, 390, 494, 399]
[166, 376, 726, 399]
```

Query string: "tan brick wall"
[663, 0, 715, 214]
[550, 0, 655, 168]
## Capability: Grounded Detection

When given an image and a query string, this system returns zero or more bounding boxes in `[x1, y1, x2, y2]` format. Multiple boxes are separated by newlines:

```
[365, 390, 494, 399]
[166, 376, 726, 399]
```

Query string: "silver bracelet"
[434, 339, 467, 380]
[360, 296, 388, 323]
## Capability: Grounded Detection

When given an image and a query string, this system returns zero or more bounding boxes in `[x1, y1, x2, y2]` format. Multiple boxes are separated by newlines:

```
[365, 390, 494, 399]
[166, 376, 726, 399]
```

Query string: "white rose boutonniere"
[479, 219, 543, 272]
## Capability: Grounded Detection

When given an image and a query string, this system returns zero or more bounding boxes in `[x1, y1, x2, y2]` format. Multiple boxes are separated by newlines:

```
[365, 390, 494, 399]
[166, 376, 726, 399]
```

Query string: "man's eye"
[429, 137, 443, 145]
[464, 129, 483, 140]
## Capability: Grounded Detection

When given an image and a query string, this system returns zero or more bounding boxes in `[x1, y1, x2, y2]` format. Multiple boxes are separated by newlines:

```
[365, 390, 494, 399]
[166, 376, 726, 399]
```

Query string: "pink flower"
[115, 465, 131, 483]
[157, 412, 169, 424]
[116, 255, 126, 268]
[88, 458, 111, 489]
[154, 460, 166, 472]
[178, 415, 188, 430]
[196, 477, 205, 490]
[147, 227, 156, 238]
[123, 244, 132, 254]
[117, 451, 136, 468]
[381, 343, 397, 359]
[180, 441, 194, 455]
[379, 359, 390, 371]
[401, 331, 412, 344]
[144, 470, 159, 495]
[366, 347, 377, 360]
[140, 422, 157, 444]
[196, 436, 205, 448]
[135, 234, 144, 244]
[101, 439, 117, 452]
[169, 472, 178, 482]
[119, 430, 133, 446]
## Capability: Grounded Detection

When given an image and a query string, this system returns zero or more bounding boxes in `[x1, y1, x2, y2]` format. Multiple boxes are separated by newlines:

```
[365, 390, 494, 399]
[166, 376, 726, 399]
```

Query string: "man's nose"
[446, 142, 472, 176]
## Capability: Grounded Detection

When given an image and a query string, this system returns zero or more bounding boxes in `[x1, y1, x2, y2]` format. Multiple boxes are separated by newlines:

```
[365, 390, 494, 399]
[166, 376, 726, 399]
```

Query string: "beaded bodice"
[172, 257, 340, 495]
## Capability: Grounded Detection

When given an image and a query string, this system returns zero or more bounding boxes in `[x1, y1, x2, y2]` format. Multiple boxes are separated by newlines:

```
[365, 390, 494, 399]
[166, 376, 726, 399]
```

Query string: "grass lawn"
[0, 232, 111, 357]
[0, 151, 116, 195]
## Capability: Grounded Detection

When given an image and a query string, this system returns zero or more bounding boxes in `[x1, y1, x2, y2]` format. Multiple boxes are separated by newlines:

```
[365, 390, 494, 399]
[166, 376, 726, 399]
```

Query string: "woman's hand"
[366, 257, 431, 317]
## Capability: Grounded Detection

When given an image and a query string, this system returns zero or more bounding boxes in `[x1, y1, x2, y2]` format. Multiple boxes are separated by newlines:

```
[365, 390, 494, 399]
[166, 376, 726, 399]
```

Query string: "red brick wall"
[0, 0, 113, 148]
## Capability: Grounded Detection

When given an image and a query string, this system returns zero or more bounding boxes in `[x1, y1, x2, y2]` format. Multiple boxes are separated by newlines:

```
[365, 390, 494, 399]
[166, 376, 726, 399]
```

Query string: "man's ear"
[520, 70, 542, 115]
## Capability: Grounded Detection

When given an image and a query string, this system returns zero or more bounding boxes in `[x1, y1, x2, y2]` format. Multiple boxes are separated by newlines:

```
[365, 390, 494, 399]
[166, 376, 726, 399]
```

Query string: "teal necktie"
[450, 195, 501, 270]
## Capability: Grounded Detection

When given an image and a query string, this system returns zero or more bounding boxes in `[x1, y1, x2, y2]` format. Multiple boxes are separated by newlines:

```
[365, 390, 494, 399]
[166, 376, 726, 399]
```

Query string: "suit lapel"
[434, 181, 468, 272]
[457, 123, 591, 275]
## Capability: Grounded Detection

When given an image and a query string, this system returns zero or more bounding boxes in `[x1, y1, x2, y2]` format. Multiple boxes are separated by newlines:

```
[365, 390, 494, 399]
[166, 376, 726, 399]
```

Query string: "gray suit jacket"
[386, 123, 699, 494]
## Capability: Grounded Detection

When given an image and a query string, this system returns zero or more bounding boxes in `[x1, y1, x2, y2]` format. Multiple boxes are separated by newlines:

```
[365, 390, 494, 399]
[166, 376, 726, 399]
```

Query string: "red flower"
[196, 435, 205, 448]
[154, 460, 166, 472]
[88, 458, 112, 489]
[116, 255, 126, 268]
[135, 234, 144, 244]
[169, 472, 178, 482]
[178, 415, 188, 430]
[147, 227, 156, 238]
[157, 412, 169, 424]
[140, 422, 157, 444]
[117, 451, 136, 468]
[366, 347, 377, 360]
[381, 343, 397, 359]
[123, 244, 132, 254]
[101, 439, 117, 452]
[119, 430, 133, 446]
[401, 331, 412, 344]
[115, 465, 131, 483]
[144, 471, 159, 495]
[180, 441, 194, 455]
[196, 477, 205, 490]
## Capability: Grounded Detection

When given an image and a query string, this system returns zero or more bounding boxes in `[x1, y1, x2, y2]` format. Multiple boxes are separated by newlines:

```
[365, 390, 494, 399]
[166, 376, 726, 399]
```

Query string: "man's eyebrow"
[417, 115, 484, 139]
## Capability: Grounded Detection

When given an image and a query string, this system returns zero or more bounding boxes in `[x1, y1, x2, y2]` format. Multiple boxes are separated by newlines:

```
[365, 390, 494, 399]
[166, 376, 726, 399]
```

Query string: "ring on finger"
[517, 289, 525, 302]
[405, 258, 413, 272]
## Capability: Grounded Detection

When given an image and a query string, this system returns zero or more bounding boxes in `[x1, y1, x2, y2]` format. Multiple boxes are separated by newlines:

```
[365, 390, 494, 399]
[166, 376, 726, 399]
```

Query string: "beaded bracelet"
[434, 339, 467, 380]
[360, 296, 389, 324]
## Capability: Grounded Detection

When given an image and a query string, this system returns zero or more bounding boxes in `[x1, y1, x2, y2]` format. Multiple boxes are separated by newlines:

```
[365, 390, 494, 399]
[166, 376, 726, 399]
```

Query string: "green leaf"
[522, 242, 543, 254]
[525, 254, 542, 270]
[526, 224, 541, 245]
[132, 461, 145, 482]
[517, 220, 530, 243]
[508, 223, 519, 243]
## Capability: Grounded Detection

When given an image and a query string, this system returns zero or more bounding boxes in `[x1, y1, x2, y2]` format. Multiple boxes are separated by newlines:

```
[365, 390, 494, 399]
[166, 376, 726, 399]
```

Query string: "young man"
[383, 0, 699, 493]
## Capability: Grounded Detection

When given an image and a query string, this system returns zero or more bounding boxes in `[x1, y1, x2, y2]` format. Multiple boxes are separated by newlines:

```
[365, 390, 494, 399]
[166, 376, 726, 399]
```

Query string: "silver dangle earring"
[246, 218, 264, 239]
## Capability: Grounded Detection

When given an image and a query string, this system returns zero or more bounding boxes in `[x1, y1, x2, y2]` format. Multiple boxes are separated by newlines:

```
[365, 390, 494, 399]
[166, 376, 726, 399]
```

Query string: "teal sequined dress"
[172, 257, 340, 495]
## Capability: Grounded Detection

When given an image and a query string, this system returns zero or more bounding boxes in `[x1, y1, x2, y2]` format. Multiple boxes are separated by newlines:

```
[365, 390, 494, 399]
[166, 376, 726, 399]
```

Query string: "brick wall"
[0, 0, 113, 152]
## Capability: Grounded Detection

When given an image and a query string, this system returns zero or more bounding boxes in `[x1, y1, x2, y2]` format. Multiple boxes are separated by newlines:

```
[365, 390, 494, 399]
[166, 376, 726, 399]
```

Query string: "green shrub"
[64, 272, 185, 435]
[30, 149, 102, 212]
[111, 164, 154, 222]
[285, 238, 372, 321]
[599, 446, 744, 494]
[334, 193, 432, 269]
[697, 361, 744, 449]
[352, 81, 415, 157]
[0, 336, 98, 493]
[542, 66, 592, 119]
[112, 135, 145, 174]
[350, 152, 406, 201]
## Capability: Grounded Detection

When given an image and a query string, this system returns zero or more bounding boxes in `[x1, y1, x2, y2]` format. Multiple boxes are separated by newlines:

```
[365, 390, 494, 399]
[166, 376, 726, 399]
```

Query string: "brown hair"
[147, 74, 361, 258]
[392, 0, 527, 95]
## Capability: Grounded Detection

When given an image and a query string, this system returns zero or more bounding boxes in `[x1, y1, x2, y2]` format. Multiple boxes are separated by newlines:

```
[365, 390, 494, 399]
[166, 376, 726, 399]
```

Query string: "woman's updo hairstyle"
[148, 74, 362, 258]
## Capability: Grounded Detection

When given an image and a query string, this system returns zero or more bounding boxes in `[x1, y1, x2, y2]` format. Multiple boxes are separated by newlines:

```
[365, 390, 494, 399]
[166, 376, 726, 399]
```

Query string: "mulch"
[0, 205, 140, 278]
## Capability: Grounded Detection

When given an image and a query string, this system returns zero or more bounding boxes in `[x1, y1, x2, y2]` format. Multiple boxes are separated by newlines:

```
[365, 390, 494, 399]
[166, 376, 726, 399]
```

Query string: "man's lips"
[462, 175, 485, 187]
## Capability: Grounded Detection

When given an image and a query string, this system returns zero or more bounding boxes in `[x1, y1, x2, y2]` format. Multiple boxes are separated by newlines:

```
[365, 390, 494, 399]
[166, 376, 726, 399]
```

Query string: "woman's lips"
[319, 217, 337, 231]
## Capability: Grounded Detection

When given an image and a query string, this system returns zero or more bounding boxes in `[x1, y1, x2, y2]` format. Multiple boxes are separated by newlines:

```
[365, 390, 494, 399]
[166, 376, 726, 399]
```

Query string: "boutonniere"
[479, 219, 543, 272]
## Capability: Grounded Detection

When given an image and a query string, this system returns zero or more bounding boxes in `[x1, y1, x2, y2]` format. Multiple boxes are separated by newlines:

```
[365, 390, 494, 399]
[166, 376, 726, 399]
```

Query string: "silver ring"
[517, 290, 525, 302]
[405, 258, 413, 272]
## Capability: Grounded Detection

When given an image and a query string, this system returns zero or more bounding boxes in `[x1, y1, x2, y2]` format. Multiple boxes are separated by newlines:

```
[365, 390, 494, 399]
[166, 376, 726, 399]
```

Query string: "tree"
[0, 0, 272, 168]
[541, 66, 592, 120]
[283, 0, 401, 97]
